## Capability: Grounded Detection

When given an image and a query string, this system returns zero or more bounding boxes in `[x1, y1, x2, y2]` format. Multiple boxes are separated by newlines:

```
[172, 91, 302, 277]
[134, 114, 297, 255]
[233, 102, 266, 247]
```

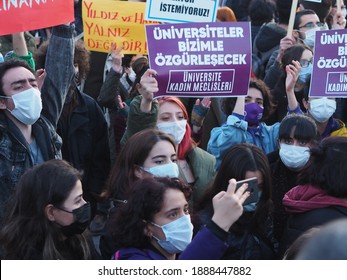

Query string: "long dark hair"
[197, 143, 273, 233]
[102, 128, 177, 200]
[297, 136, 347, 198]
[0, 159, 92, 259]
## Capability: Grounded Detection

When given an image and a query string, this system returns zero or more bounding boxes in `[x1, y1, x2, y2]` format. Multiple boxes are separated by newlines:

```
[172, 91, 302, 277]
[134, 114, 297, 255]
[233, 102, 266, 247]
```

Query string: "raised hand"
[138, 69, 159, 113]
[211, 178, 249, 232]
[285, 60, 301, 110]
[110, 43, 124, 73]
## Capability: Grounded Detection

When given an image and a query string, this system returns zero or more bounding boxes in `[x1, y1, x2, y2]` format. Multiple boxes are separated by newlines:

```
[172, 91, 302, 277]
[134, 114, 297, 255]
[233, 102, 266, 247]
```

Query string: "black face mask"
[57, 202, 91, 237]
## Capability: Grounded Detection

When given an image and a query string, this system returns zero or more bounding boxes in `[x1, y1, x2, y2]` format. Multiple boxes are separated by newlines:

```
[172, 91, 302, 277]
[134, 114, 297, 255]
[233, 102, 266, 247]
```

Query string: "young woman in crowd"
[267, 114, 319, 241]
[121, 69, 216, 205]
[110, 176, 249, 260]
[0, 159, 100, 259]
[100, 128, 180, 259]
[207, 79, 278, 170]
[279, 136, 347, 257]
[267, 44, 313, 124]
[196, 143, 278, 259]
[285, 56, 347, 137]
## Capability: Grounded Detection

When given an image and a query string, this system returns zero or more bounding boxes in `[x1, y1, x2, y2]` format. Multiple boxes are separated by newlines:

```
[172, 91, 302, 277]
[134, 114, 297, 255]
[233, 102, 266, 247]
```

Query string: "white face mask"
[303, 27, 320, 48]
[5, 87, 42, 125]
[151, 215, 193, 254]
[128, 67, 136, 82]
[142, 162, 179, 178]
[308, 98, 336, 123]
[156, 120, 187, 144]
[279, 144, 310, 169]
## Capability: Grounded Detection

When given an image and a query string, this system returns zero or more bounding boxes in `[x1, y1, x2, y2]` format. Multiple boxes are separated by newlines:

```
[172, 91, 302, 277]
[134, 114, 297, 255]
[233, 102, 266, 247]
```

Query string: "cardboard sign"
[309, 29, 347, 97]
[0, 0, 74, 36]
[144, 0, 218, 23]
[82, 0, 159, 54]
[146, 21, 251, 98]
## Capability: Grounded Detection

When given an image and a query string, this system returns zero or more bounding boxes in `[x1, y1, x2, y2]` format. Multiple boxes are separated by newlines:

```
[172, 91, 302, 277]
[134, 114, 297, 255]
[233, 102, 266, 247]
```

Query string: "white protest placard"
[144, 0, 218, 23]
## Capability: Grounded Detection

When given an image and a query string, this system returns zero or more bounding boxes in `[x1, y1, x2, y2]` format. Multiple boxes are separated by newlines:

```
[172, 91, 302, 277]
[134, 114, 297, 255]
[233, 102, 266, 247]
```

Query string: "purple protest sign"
[310, 29, 347, 97]
[145, 21, 251, 98]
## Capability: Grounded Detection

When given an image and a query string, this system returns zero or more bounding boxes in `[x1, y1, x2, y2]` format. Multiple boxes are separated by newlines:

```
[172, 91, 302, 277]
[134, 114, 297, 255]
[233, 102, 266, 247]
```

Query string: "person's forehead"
[159, 101, 183, 114]
[2, 66, 35, 85]
[300, 14, 320, 25]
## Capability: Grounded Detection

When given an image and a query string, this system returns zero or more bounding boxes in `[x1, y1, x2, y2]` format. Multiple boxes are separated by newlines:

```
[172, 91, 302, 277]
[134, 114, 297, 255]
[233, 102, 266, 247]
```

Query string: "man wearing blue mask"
[0, 24, 75, 226]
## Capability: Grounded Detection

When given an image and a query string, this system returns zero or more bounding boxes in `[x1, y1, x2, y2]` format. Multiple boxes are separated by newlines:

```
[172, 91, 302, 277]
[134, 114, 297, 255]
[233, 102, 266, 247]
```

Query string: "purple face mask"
[245, 102, 264, 126]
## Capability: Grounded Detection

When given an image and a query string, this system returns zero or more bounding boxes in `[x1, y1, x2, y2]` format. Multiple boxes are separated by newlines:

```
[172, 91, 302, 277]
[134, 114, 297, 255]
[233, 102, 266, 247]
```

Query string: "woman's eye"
[184, 208, 190, 214]
[154, 160, 164, 164]
[168, 212, 177, 218]
[257, 101, 263, 106]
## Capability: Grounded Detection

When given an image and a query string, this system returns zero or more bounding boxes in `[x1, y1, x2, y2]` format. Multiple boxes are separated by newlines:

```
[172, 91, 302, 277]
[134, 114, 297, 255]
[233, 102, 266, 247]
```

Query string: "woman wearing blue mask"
[208, 78, 279, 170]
[196, 143, 277, 260]
[110, 176, 249, 260]
[267, 43, 313, 125]
[120, 70, 216, 206]
[267, 114, 319, 242]
[99, 128, 180, 259]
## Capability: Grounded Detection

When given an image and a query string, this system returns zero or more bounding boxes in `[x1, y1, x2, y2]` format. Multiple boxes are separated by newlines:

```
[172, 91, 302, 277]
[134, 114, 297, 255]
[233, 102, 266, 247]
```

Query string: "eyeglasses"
[298, 22, 324, 29]
[299, 59, 313, 68]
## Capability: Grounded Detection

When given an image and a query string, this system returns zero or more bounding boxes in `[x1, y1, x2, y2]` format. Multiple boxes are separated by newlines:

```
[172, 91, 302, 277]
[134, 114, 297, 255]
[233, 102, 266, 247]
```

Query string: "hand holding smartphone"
[235, 177, 259, 205]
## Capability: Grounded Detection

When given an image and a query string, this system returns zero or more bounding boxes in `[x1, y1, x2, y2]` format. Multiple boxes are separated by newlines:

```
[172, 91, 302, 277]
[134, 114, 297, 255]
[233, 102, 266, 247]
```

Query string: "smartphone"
[235, 177, 259, 205]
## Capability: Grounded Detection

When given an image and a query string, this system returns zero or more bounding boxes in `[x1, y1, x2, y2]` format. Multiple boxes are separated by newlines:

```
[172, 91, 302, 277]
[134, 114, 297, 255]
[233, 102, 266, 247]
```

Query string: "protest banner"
[0, 0, 74, 36]
[82, 0, 159, 54]
[144, 0, 218, 23]
[145, 21, 251, 98]
[309, 28, 347, 97]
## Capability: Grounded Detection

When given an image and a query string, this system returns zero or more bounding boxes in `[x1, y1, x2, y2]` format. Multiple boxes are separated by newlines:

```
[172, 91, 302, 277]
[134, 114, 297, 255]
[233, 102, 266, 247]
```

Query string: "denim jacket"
[208, 114, 280, 170]
[0, 24, 75, 225]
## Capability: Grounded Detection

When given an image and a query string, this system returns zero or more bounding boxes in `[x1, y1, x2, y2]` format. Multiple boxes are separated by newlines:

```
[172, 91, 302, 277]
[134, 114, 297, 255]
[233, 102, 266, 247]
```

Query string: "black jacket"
[57, 89, 110, 212]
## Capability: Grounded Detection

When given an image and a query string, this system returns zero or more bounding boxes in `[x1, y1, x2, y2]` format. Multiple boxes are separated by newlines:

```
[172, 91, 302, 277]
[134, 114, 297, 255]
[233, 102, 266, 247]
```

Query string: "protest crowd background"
[0, 0, 347, 260]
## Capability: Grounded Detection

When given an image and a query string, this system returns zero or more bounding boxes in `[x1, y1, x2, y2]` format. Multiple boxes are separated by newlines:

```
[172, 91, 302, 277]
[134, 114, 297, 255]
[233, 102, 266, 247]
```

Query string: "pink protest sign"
[0, 0, 74, 36]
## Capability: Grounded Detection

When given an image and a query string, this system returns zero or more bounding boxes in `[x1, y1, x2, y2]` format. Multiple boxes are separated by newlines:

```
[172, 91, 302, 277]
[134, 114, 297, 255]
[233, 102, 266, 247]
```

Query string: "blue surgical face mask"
[151, 215, 193, 254]
[243, 191, 262, 212]
[298, 63, 313, 84]
[142, 162, 179, 178]
[279, 144, 310, 169]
